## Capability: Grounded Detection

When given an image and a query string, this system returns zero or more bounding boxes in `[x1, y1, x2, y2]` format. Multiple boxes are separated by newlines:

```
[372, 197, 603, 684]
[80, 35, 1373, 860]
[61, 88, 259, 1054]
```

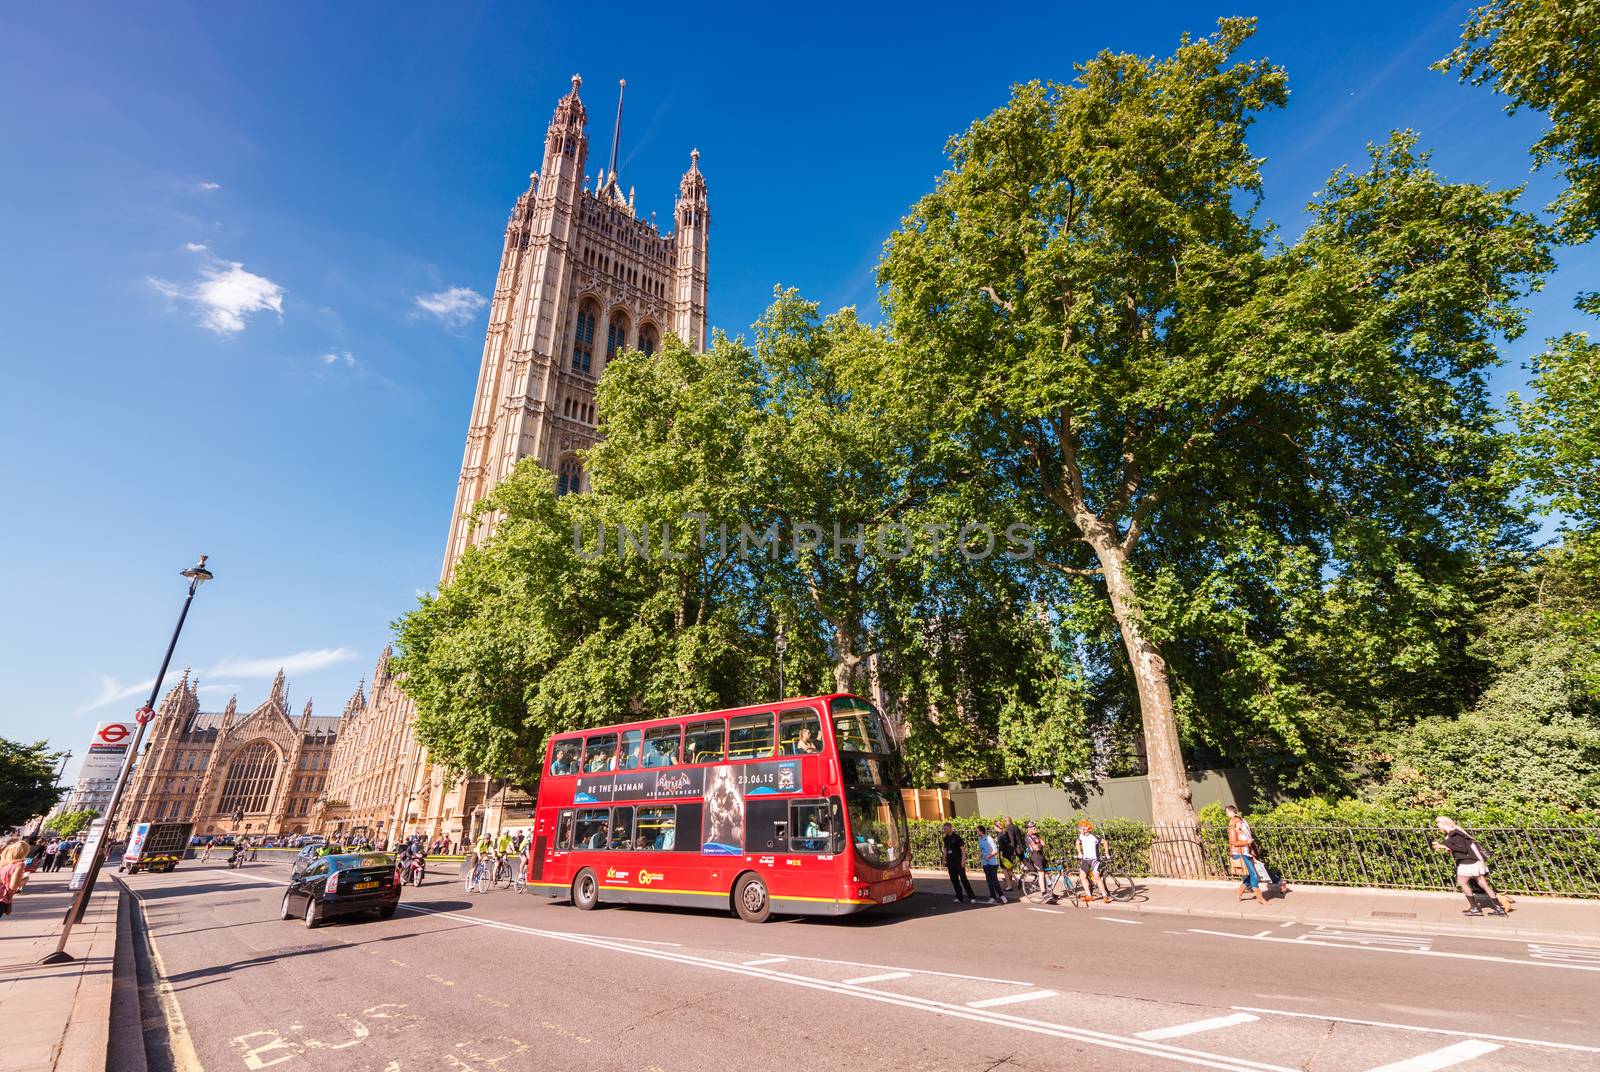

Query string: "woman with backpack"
[1431, 817, 1507, 916]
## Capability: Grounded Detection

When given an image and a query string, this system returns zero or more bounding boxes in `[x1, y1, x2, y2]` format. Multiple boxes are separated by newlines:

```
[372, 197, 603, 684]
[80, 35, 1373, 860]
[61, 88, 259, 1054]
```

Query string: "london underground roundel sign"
[98, 722, 132, 746]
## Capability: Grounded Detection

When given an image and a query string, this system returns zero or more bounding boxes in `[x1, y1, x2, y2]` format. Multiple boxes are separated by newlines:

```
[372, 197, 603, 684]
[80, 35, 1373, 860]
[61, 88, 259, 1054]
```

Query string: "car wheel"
[734, 872, 771, 923]
[303, 895, 323, 929]
[376, 904, 397, 921]
[572, 868, 599, 911]
[280, 891, 295, 920]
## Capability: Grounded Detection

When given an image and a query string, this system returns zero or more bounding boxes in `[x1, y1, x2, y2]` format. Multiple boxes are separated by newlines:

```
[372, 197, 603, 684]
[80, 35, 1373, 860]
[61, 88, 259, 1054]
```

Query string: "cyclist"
[469, 831, 493, 883]
[1071, 819, 1112, 904]
[1022, 821, 1056, 903]
[199, 838, 214, 862]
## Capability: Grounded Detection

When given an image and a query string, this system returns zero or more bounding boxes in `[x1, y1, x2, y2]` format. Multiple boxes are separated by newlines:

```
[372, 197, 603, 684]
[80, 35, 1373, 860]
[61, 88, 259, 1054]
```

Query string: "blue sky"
[3, 2, 1594, 789]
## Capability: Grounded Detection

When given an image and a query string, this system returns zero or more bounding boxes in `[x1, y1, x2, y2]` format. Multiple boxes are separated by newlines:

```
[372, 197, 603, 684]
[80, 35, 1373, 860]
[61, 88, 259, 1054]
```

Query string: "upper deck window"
[728, 712, 774, 760]
[684, 719, 725, 764]
[829, 696, 892, 754]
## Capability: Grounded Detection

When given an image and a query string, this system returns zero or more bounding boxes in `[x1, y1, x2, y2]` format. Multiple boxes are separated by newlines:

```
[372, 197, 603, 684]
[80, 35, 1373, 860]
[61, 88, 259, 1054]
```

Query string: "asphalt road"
[121, 858, 1600, 1072]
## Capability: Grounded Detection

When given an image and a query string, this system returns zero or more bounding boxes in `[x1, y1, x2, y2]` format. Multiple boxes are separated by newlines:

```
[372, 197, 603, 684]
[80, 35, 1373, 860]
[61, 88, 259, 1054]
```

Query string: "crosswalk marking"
[967, 990, 1057, 1009]
[1359, 1039, 1500, 1071]
[842, 972, 911, 985]
[1136, 1012, 1259, 1040]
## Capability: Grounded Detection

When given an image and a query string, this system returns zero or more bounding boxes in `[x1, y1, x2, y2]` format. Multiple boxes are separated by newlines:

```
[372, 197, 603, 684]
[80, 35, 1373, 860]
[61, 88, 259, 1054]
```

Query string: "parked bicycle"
[1018, 856, 1069, 905]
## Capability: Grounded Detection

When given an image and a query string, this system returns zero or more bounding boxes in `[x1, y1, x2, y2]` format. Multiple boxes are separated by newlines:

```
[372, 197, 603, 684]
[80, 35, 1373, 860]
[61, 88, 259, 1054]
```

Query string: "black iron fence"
[909, 818, 1600, 897]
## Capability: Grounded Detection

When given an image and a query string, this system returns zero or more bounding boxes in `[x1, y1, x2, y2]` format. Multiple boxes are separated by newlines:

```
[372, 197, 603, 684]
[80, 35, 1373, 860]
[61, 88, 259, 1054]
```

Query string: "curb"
[52, 885, 121, 1072]
[108, 884, 148, 1072]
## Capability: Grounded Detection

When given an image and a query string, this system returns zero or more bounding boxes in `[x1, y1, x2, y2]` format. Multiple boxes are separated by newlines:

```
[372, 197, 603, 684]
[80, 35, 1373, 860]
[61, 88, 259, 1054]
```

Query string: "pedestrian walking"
[941, 823, 977, 903]
[978, 827, 1007, 904]
[42, 839, 59, 872]
[1, 838, 29, 918]
[1226, 805, 1269, 905]
[1432, 817, 1508, 916]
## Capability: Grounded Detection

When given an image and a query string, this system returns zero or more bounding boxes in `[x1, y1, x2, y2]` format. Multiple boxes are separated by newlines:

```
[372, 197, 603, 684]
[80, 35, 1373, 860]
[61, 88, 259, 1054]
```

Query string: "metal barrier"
[911, 818, 1600, 897]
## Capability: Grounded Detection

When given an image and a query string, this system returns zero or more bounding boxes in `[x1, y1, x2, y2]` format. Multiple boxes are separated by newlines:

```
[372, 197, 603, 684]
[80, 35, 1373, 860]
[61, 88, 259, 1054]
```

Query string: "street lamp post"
[40, 555, 213, 966]
[30, 750, 74, 839]
[775, 620, 788, 699]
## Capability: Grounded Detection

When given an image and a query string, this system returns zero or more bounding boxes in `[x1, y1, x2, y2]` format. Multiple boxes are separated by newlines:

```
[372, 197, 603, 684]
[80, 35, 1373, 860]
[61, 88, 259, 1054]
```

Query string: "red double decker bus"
[527, 693, 914, 922]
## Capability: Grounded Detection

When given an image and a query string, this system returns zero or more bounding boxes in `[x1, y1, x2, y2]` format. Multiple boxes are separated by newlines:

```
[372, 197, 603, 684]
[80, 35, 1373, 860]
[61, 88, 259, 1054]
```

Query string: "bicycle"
[1018, 857, 1069, 905]
[464, 855, 492, 894]
[1064, 855, 1135, 905]
[510, 853, 528, 894]
[491, 853, 517, 890]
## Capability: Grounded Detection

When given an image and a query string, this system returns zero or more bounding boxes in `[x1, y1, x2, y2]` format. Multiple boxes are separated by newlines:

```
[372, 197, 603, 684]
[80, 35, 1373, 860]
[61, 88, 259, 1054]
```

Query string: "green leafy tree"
[877, 19, 1551, 833]
[1440, 0, 1600, 243]
[44, 808, 99, 838]
[0, 738, 62, 829]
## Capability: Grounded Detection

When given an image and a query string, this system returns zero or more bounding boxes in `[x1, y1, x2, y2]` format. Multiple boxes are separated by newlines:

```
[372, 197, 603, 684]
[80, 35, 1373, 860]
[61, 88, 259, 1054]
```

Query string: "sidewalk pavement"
[913, 868, 1600, 944]
[0, 870, 123, 1072]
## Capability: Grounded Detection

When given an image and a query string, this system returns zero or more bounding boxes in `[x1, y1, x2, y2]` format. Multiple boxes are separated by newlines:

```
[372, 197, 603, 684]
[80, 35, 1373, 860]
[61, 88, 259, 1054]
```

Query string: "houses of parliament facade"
[314, 75, 710, 844]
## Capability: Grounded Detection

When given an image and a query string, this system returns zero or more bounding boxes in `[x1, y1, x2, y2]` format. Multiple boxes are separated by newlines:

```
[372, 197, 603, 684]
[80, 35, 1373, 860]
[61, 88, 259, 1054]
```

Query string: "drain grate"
[1368, 910, 1418, 919]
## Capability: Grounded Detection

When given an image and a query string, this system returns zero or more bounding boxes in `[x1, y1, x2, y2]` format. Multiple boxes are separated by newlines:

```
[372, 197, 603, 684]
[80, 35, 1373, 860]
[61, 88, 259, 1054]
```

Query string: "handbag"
[1229, 854, 1248, 877]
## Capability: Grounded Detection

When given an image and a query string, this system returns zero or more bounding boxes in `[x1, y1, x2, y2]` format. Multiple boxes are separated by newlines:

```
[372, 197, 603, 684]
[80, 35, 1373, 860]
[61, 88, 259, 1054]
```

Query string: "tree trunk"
[833, 623, 858, 694]
[1090, 536, 1199, 873]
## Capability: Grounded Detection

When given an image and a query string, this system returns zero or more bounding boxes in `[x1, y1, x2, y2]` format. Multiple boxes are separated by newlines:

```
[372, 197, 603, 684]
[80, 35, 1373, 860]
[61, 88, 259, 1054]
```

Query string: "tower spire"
[607, 79, 626, 192]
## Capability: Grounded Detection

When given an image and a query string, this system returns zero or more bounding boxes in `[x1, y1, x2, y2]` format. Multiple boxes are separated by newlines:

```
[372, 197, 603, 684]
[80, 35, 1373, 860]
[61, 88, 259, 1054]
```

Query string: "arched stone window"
[606, 311, 631, 363]
[638, 322, 659, 358]
[573, 301, 598, 373]
[217, 741, 278, 815]
[557, 457, 583, 496]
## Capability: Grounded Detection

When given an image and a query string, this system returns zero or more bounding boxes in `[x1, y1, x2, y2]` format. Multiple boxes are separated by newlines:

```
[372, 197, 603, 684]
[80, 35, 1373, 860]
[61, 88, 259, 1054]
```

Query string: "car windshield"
[329, 853, 390, 870]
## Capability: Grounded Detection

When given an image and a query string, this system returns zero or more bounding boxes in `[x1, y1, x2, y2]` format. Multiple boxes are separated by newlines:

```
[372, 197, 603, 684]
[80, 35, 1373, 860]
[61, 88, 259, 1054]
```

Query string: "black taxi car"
[279, 852, 401, 927]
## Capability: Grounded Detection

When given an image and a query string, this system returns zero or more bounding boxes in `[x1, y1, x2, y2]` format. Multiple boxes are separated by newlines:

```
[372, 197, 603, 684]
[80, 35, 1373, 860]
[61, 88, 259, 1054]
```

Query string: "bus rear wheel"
[733, 873, 770, 923]
[573, 869, 600, 911]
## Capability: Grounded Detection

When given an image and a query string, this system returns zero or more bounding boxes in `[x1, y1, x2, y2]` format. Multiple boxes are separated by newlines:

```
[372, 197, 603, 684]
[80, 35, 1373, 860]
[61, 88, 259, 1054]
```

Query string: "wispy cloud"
[319, 350, 358, 370]
[81, 648, 358, 712]
[207, 647, 358, 678]
[150, 245, 285, 334]
[197, 180, 221, 191]
[415, 286, 486, 327]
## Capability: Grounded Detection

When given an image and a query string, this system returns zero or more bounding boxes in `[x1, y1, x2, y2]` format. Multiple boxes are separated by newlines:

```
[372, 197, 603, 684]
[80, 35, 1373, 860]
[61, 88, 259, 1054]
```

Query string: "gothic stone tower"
[441, 74, 710, 581]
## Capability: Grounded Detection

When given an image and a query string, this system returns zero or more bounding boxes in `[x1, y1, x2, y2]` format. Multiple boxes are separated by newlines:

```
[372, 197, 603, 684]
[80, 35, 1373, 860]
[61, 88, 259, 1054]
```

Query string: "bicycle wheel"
[511, 858, 527, 893]
[1024, 870, 1052, 905]
[1104, 870, 1134, 902]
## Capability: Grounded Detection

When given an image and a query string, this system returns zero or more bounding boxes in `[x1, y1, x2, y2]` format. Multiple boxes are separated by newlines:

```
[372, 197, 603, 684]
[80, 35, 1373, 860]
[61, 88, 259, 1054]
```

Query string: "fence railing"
[909, 819, 1600, 898]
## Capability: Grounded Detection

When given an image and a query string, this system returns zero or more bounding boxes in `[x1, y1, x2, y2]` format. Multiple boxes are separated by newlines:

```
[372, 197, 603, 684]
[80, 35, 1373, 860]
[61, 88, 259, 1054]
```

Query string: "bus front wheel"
[733, 872, 770, 923]
[573, 869, 600, 911]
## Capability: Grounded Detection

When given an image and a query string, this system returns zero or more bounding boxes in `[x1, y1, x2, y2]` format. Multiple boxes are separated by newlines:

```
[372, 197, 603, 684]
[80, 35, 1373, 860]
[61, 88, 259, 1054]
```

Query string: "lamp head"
[181, 554, 214, 588]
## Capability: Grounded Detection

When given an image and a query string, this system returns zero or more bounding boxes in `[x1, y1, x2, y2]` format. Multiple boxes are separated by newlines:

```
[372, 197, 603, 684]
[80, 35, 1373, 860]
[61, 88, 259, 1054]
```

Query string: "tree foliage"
[1440, 0, 1600, 243]
[875, 18, 1550, 825]
[44, 808, 99, 838]
[0, 738, 62, 829]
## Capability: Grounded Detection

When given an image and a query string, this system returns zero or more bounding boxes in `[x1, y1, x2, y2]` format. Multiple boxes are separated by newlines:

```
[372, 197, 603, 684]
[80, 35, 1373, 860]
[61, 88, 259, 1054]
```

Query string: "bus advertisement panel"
[528, 694, 913, 922]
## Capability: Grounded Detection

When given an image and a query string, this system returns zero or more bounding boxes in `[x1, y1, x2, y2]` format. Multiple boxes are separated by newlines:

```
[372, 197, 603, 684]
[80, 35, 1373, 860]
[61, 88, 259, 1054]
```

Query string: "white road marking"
[1189, 928, 1600, 972]
[1232, 1006, 1600, 1054]
[1097, 916, 1142, 925]
[1527, 943, 1600, 963]
[1308, 927, 1432, 951]
[967, 990, 1058, 1009]
[395, 904, 1297, 1071]
[1278, 922, 1296, 929]
[742, 957, 788, 966]
[1359, 1039, 1500, 1071]
[1027, 907, 1063, 915]
[1137, 1013, 1259, 1041]
[842, 972, 912, 985]
[749, 950, 1036, 987]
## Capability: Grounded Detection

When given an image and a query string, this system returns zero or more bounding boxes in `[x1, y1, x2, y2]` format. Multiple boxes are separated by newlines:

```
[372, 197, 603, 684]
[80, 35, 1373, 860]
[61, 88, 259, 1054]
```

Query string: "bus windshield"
[829, 696, 893, 754]
[846, 784, 906, 868]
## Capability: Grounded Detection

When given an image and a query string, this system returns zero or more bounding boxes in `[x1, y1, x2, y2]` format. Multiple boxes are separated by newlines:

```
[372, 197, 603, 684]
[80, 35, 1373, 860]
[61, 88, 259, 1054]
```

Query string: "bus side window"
[609, 807, 634, 850]
[778, 709, 822, 755]
[617, 729, 643, 770]
[574, 808, 610, 850]
[636, 806, 676, 850]
[583, 733, 619, 772]
[557, 810, 574, 850]
[829, 798, 846, 854]
[643, 725, 680, 768]
[790, 800, 830, 853]
[684, 719, 725, 764]
[728, 712, 774, 759]
[549, 737, 583, 776]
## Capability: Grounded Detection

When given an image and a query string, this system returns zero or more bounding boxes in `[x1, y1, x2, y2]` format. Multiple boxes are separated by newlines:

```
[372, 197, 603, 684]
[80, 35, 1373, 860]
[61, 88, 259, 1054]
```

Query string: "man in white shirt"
[1071, 820, 1112, 904]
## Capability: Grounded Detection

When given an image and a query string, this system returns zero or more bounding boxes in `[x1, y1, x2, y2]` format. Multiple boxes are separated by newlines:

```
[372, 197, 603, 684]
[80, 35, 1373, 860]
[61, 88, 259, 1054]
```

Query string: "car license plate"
[881, 893, 897, 904]
[354, 880, 378, 891]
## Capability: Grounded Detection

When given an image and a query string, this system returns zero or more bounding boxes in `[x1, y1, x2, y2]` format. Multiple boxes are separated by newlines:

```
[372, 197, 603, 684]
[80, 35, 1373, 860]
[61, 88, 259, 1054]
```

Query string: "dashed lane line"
[967, 990, 1058, 1009]
[742, 957, 788, 966]
[1360, 1039, 1500, 1071]
[1188, 927, 1600, 972]
[1137, 1013, 1259, 1041]
[1096, 916, 1143, 925]
[842, 972, 911, 985]
[1231, 1007, 1600, 1055]
[745, 949, 1036, 987]
[395, 903, 1298, 1072]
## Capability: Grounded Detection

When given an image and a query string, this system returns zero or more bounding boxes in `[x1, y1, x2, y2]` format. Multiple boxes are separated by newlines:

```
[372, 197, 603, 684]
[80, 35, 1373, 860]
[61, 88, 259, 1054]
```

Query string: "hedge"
[909, 799, 1600, 897]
